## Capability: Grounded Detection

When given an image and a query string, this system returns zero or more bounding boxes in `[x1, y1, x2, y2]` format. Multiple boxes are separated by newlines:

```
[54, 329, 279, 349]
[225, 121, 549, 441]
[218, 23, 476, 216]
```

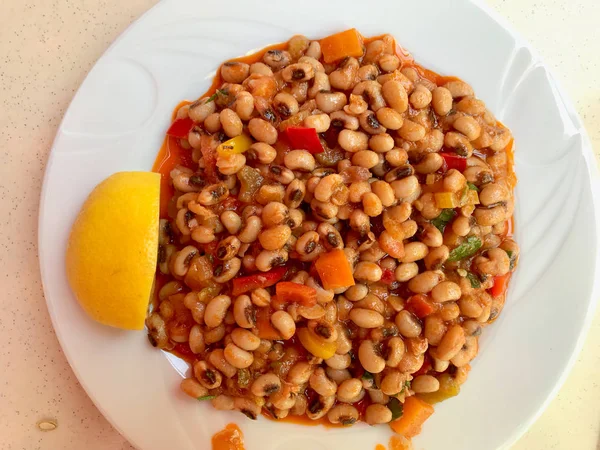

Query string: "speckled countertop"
[1, 0, 598, 449]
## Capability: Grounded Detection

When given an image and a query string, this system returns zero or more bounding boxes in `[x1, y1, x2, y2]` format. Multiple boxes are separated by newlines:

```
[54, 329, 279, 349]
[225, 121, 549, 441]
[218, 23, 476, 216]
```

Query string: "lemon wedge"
[66, 172, 160, 330]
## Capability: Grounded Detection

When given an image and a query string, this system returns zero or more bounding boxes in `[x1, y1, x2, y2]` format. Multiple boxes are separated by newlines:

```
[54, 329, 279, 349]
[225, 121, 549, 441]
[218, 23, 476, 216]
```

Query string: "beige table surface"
[1, 0, 599, 449]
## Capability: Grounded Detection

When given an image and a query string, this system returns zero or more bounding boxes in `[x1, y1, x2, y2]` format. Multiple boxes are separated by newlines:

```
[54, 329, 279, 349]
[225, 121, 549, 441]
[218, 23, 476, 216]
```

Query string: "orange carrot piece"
[256, 307, 281, 340]
[389, 396, 435, 438]
[315, 248, 355, 290]
[320, 28, 365, 63]
[275, 281, 317, 306]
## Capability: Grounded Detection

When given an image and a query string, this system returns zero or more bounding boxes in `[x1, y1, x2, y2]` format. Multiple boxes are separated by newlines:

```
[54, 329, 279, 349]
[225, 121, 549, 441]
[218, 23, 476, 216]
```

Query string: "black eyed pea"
[306, 395, 336, 420]
[180, 377, 209, 399]
[345, 283, 369, 301]
[288, 361, 314, 385]
[224, 343, 254, 369]
[398, 119, 426, 142]
[479, 182, 509, 206]
[450, 335, 479, 367]
[420, 223, 443, 247]
[208, 349, 238, 378]
[409, 84, 433, 109]
[385, 336, 406, 368]
[316, 91, 348, 114]
[284, 150, 316, 172]
[329, 57, 360, 91]
[376, 107, 404, 130]
[444, 131, 473, 157]
[365, 404, 393, 425]
[325, 353, 351, 370]
[261, 201, 289, 228]
[490, 127, 513, 151]
[263, 49, 291, 69]
[381, 80, 408, 113]
[453, 115, 481, 141]
[216, 153, 246, 176]
[248, 142, 277, 164]
[258, 224, 292, 251]
[444, 80, 474, 98]
[475, 247, 511, 276]
[204, 324, 226, 345]
[203, 112, 221, 133]
[271, 310, 296, 340]
[344, 93, 369, 116]
[251, 288, 271, 307]
[281, 62, 315, 83]
[238, 216, 262, 243]
[440, 302, 461, 321]
[211, 394, 235, 411]
[431, 281, 462, 303]
[431, 86, 453, 116]
[193, 361, 222, 389]
[304, 113, 331, 133]
[396, 351, 425, 374]
[390, 175, 421, 202]
[231, 328, 261, 351]
[220, 62, 250, 84]
[473, 204, 507, 226]
[411, 375, 440, 394]
[248, 118, 278, 145]
[188, 97, 217, 123]
[443, 168, 467, 192]
[249, 62, 273, 76]
[459, 294, 484, 318]
[348, 308, 384, 329]
[219, 108, 243, 138]
[354, 261, 383, 283]
[362, 192, 384, 217]
[395, 310, 422, 338]
[352, 150, 380, 169]
[369, 133, 395, 153]
[359, 111, 387, 135]
[330, 110, 359, 130]
[273, 92, 299, 118]
[424, 245, 449, 270]
[213, 257, 242, 283]
[378, 54, 400, 73]
[414, 153, 444, 174]
[380, 370, 406, 395]
[251, 373, 282, 397]
[400, 242, 429, 263]
[188, 325, 205, 354]
[408, 270, 443, 294]
[371, 180, 395, 207]
[309, 367, 337, 397]
[336, 378, 365, 403]
[204, 295, 232, 328]
[233, 295, 256, 329]
[394, 262, 419, 282]
[358, 339, 386, 373]
[433, 324, 466, 361]
[326, 368, 352, 384]
[338, 129, 369, 152]
[234, 397, 262, 420]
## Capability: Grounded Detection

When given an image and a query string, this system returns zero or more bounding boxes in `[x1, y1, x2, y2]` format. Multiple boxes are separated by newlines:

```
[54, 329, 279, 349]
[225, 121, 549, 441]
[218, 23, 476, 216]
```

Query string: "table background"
[1, 0, 598, 449]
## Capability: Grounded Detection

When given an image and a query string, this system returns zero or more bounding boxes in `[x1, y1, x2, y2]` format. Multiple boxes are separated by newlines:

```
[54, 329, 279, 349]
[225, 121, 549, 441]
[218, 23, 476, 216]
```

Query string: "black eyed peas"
[157, 30, 517, 431]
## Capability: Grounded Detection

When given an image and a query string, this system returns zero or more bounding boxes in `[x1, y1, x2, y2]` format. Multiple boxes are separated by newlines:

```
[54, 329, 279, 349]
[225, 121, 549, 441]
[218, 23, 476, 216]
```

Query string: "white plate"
[39, 0, 600, 449]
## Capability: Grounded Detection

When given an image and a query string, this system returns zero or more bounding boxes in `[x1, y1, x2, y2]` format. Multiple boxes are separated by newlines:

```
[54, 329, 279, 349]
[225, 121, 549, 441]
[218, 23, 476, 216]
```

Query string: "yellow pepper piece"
[297, 328, 337, 359]
[466, 190, 480, 205]
[217, 134, 253, 156]
[434, 192, 458, 209]
[417, 374, 460, 404]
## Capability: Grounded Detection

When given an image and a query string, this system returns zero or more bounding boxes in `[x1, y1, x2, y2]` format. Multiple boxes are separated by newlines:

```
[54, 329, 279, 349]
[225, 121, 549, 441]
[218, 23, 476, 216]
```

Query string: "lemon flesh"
[66, 172, 160, 330]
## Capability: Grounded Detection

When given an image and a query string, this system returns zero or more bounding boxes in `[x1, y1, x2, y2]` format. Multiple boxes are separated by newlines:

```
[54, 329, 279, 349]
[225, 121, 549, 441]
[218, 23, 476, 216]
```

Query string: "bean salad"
[149, 29, 519, 440]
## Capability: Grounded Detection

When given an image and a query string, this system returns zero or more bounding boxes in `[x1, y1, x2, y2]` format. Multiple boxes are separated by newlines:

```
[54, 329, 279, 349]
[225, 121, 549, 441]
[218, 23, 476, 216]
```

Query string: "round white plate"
[39, 0, 600, 449]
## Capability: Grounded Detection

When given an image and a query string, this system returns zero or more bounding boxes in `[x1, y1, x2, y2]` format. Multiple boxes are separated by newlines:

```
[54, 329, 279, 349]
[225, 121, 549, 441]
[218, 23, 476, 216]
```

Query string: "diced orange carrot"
[276, 282, 317, 306]
[315, 248, 355, 290]
[320, 28, 365, 63]
[256, 307, 281, 340]
[389, 396, 435, 438]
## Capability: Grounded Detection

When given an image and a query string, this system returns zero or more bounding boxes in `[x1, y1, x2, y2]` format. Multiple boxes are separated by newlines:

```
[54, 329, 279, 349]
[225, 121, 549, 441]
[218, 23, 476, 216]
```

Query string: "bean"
[431, 87, 452, 116]
[424, 245, 449, 270]
[414, 153, 443, 174]
[358, 340, 386, 373]
[251, 288, 271, 307]
[434, 324, 466, 361]
[284, 150, 316, 172]
[408, 270, 442, 293]
[385, 336, 406, 367]
[220, 62, 250, 83]
[450, 335, 479, 367]
[180, 378, 209, 399]
[453, 115, 481, 141]
[394, 262, 419, 282]
[325, 353, 351, 370]
[398, 119, 426, 141]
[395, 310, 422, 338]
[231, 328, 261, 351]
[376, 107, 404, 130]
[431, 281, 462, 303]
[248, 118, 278, 144]
[224, 343, 254, 369]
[271, 311, 296, 340]
[233, 295, 255, 329]
[378, 231, 405, 259]
[440, 302, 460, 321]
[258, 224, 291, 251]
[261, 202, 288, 228]
[354, 261, 383, 283]
[249, 142, 277, 164]
[193, 361, 222, 389]
[479, 182, 508, 206]
[382, 80, 408, 113]
[205, 295, 232, 328]
[251, 373, 282, 397]
[304, 113, 331, 133]
[207, 349, 237, 379]
[396, 351, 424, 374]
[329, 57, 360, 90]
[443, 169, 467, 192]
[379, 54, 400, 73]
[365, 404, 392, 425]
[359, 111, 386, 135]
[444, 80, 474, 98]
[336, 378, 364, 403]
[316, 91, 347, 113]
[420, 223, 443, 247]
[189, 325, 205, 354]
[362, 192, 383, 217]
[474, 205, 507, 226]
[380, 370, 406, 395]
[410, 84, 433, 109]
[401, 242, 429, 263]
[238, 216, 262, 243]
[349, 308, 384, 329]
[352, 150, 379, 169]
[411, 375, 440, 393]
[273, 92, 299, 118]
[391, 175, 420, 202]
[345, 284, 368, 301]
[189, 97, 216, 123]
[330, 110, 359, 130]
[369, 133, 395, 153]
[444, 131, 473, 157]
[281, 62, 315, 82]
[338, 129, 369, 152]
[310, 367, 337, 397]
[288, 361, 314, 385]
[204, 324, 226, 344]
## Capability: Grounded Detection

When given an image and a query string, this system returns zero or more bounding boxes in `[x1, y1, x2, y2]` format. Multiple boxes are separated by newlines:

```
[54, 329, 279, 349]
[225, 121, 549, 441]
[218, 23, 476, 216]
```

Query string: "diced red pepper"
[166, 117, 195, 139]
[490, 273, 510, 298]
[440, 152, 467, 172]
[275, 282, 317, 307]
[200, 134, 219, 182]
[231, 267, 287, 296]
[285, 126, 325, 154]
[380, 268, 395, 285]
[405, 294, 436, 319]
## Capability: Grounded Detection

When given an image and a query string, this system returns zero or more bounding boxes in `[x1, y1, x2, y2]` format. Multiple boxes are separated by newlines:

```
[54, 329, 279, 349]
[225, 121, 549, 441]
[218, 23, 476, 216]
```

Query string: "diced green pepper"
[237, 166, 264, 203]
[417, 374, 459, 404]
[466, 272, 481, 288]
[447, 236, 482, 262]
[431, 209, 456, 233]
[467, 182, 479, 191]
[387, 397, 404, 421]
[197, 395, 216, 401]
